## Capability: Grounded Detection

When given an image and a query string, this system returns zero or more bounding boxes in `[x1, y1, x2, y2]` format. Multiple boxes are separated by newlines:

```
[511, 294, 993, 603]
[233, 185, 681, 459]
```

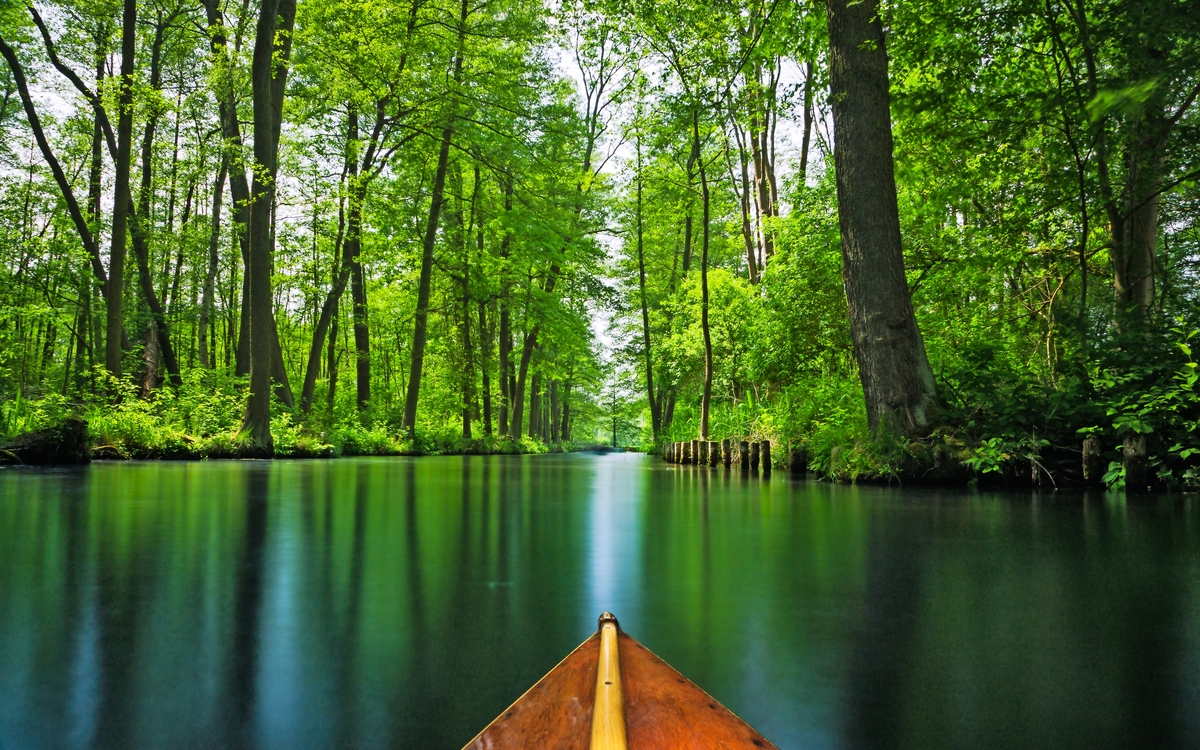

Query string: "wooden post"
[789, 445, 808, 476]
[722, 439, 732, 468]
[739, 440, 750, 471]
[1082, 437, 1103, 487]
[707, 441, 719, 467]
[761, 440, 771, 475]
[673, 442, 681, 463]
[691, 439, 700, 466]
[1123, 433, 1147, 492]
[750, 441, 760, 472]
[682, 440, 691, 465]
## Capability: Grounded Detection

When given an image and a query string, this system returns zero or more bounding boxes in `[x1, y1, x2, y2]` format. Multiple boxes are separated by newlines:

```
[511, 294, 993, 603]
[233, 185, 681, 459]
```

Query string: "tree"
[401, 0, 469, 436]
[105, 0, 135, 376]
[824, 0, 937, 436]
[242, 0, 298, 452]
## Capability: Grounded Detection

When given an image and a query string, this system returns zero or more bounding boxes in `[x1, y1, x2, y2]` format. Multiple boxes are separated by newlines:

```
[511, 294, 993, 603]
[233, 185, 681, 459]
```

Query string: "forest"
[0, 0, 1197, 489]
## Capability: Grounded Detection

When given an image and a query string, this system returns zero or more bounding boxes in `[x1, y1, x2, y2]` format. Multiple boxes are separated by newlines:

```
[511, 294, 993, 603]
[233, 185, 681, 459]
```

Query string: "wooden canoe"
[462, 613, 777, 750]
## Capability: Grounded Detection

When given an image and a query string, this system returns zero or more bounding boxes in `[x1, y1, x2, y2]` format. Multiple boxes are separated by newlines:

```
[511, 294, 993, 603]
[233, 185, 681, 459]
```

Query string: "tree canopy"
[1, 0, 1196, 487]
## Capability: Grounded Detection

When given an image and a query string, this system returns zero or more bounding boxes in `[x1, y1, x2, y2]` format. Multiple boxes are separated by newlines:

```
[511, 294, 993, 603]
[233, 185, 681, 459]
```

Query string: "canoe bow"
[462, 613, 777, 750]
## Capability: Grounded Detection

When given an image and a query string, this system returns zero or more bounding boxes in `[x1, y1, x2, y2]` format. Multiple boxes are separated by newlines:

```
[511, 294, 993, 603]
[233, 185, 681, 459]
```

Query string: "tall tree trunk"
[350, 237, 370, 410]
[302, 120, 354, 413]
[1067, 5, 1175, 328]
[450, 162, 475, 439]
[799, 59, 815, 182]
[682, 137, 698, 275]
[550, 380, 560, 443]
[160, 87, 182, 299]
[140, 321, 159, 397]
[236, 261, 251, 374]
[734, 128, 760, 284]
[340, 111, 371, 412]
[87, 42, 105, 362]
[478, 300, 493, 436]
[528, 371, 541, 439]
[635, 139, 660, 440]
[1109, 109, 1165, 323]
[131, 20, 183, 387]
[403, 0, 466, 435]
[403, 0, 468, 436]
[199, 159, 227, 368]
[497, 180, 514, 436]
[105, 0, 136, 375]
[1113, 183, 1160, 322]
[327, 302, 339, 411]
[695, 115, 713, 441]
[748, 66, 775, 266]
[403, 121, 456, 436]
[825, 0, 937, 436]
[202, 0, 255, 378]
[510, 328, 536, 438]
[167, 178, 195, 317]
[560, 382, 571, 441]
[476, 166, 493, 436]
[242, 0, 297, 452]
[459, 261, 474, 440]
[498, 306, 512, 436]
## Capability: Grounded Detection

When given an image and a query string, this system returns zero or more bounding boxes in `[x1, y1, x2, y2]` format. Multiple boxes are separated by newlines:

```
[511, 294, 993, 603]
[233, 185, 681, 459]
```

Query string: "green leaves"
[1085, 79, 1160, 122]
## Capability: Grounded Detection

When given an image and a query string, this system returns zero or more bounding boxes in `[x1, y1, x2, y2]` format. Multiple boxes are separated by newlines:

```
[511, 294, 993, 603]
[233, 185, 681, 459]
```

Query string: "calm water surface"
[1, 454, 1198, 749]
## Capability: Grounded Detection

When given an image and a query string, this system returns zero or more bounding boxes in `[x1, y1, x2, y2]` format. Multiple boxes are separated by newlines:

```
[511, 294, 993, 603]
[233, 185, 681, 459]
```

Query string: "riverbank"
[1, 415, 1189, 496]
[0, 416, 594, 464]
[0, 415, 566, 463]
[654, 428, 1199, 493]
[2, 399, 1192, 494]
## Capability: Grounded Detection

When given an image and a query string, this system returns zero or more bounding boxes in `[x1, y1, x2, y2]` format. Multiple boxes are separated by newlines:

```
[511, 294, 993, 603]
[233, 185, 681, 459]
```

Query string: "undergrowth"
[0, 368, 553, 460]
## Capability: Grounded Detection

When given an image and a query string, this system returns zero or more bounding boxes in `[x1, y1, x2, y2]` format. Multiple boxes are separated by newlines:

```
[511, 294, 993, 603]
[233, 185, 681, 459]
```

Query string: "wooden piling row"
[664, 433, 1160, 491]
[660, 438, 808, 479]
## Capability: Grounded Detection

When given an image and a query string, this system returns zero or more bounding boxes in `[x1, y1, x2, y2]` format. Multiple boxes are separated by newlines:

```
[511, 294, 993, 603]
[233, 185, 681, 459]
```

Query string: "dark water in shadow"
[1, 454, 1198, 749]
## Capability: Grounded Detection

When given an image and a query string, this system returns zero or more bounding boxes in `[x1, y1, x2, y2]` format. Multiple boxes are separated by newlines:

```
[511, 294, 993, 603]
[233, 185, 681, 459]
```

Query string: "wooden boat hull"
[463, 624, 776, 749]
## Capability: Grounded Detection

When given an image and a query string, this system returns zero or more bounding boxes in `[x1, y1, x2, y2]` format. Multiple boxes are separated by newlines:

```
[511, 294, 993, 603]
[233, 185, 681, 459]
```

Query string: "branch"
[0, 35, 108, 293]
[1166, 79, 1200, 129]
[28, 6, 118, 159]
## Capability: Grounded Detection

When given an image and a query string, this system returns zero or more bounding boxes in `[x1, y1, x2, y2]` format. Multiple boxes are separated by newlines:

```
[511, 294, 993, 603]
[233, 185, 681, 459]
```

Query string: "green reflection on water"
[0, 455, 1197, 749]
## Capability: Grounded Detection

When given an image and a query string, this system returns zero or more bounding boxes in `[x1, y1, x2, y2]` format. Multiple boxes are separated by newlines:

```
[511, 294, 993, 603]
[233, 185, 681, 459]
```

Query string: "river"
[1, 454, 1197, 749]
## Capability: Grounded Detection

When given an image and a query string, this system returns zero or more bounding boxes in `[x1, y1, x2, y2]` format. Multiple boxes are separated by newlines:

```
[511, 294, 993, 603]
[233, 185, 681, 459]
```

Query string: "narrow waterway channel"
[1, 454, 1198, 749]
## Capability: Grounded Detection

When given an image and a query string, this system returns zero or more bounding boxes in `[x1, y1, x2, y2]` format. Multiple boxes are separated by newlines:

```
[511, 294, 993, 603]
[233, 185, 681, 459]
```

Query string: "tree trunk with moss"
[825, 0, 937, 436]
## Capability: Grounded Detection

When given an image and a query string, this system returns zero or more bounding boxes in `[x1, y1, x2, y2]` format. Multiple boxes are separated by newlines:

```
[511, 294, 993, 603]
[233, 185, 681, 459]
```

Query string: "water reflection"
[587, 453, 643, 627]
[0, 457, 1197, 749]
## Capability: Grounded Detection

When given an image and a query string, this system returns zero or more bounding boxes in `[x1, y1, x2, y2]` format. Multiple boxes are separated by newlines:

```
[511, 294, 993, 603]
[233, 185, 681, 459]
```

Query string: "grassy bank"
[0, 371, 557, 461]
